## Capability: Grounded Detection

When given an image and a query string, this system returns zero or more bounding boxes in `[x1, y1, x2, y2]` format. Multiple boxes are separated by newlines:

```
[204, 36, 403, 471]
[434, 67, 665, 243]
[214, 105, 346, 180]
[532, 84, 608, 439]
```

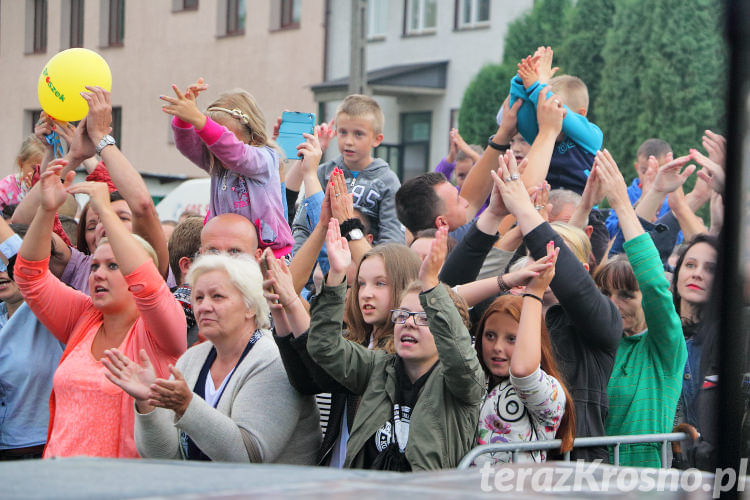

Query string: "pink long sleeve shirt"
[172, 116, 293, 257]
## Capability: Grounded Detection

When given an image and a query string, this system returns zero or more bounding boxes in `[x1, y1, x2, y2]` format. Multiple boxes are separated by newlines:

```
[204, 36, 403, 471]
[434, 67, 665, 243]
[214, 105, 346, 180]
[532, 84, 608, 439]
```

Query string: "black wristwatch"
[488, 135, 511, 152]
[339, 218, 365, 241]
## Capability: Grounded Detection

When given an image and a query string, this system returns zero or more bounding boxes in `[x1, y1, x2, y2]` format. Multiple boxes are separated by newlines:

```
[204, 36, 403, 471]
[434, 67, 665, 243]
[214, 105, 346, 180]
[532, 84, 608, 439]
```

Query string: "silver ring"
[335, 193, 341, 197]
[511, 174, 520, 181]
[504, 177, 511, 182]
[535, 205, 545, 210]
[553, 99, 561, 105]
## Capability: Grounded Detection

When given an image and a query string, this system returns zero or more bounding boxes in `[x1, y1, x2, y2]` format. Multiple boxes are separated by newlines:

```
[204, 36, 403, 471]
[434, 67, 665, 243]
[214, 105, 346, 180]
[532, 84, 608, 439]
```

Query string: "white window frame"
[405, 0, 437, 36]
[457, 0, 490, 29]
[367, 0, 387, 40]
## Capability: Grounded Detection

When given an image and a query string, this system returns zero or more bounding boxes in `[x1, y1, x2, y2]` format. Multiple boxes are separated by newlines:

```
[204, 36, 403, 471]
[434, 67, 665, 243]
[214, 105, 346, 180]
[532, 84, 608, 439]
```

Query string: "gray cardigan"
[134, 331, 321, 464]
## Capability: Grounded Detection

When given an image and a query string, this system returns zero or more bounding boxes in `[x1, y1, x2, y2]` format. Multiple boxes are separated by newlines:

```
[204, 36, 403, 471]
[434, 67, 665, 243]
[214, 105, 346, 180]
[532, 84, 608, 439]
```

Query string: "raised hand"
[102, 348, 156, 402]
[148, 365, 193, 419]
[39, 162, 74, 211]
[34, 112, 54, 143]
[66, 181, 111, 216]
[330, 168, 354, 222]
[316, 181, 334, 229]
[593, 149, 630, 210]
[263, 251, 299, 310]
[298, 126, 323, 172]
[485, 153, 513, 218]
[419, 226, 447, 290]
[530, 181, 552, 221]
[160, 83, 206, 129]
[271, 115, 283, 141]
[537, 90, 566, 136]
[536, 46, 559, 84]
[52, 120, 77, 149]
[517, 55, 540, 89]
[318, 118, 337, 153]
[702, 130, 726, 167]
[66, 117, 97, 161]
[81, 86, 113, 144]
[640, 155, 659, 196]
[497, 96, 522, 141]
[490, 152, 535, 217]
[446, 128, 459, 163]
[691, 148, 725, 193]
[185, 77, 209, 101]
[502, 250, 555, 289]
[526, 241, 559, 297]
[709, 191, 723, 236]
[650, 155, 695, 194]
[325, 218, 351, 285]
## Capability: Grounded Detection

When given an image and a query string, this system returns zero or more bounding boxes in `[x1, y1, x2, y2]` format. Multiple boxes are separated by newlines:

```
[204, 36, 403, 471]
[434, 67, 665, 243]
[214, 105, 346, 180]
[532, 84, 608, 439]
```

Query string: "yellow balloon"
[37, 48, 112, 122]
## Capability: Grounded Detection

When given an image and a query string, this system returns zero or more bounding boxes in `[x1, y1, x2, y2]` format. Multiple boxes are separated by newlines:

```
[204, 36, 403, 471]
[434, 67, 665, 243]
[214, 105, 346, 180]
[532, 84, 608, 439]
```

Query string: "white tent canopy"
[155, 178, 210, 222]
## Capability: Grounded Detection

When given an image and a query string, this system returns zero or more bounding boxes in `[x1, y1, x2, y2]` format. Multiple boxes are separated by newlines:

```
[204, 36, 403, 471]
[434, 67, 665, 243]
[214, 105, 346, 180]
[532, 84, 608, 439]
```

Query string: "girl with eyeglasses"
[305, 223, 484, 471]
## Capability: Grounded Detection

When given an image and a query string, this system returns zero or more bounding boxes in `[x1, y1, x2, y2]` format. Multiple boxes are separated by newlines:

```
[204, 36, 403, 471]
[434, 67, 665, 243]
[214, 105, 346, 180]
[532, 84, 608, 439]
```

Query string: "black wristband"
[522, 293, 543, 304]
[339, 218, 365, 237]
[488, 135, 511, 152]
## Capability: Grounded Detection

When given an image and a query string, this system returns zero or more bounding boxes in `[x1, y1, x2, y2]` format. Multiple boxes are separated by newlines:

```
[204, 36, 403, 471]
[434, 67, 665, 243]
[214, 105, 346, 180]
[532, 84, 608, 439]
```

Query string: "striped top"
[605, 234, 687, 467]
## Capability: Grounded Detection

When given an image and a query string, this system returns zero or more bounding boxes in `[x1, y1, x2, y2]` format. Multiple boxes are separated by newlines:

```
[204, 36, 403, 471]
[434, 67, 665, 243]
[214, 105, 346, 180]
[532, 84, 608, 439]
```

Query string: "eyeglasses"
[390, 309, 429, 326]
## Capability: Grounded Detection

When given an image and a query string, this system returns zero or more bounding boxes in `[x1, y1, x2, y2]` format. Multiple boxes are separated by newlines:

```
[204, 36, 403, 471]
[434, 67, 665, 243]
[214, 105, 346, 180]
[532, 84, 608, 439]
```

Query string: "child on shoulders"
[506, 46, 603, 195]
[163, 79, 293, 258]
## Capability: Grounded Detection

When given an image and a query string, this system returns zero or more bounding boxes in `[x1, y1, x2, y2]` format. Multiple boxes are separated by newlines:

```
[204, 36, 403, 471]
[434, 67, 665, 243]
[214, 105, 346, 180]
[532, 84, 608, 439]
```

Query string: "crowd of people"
[0, 46, 728, 473]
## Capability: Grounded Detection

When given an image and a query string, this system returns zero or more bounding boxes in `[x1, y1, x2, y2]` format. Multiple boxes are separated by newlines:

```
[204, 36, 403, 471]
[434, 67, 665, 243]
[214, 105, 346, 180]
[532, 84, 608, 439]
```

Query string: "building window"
[111, 106, 122, 147]
[404, 0, 436, 36]
[456, 0, 489, 29]
[280, 0, 300, 29]
[225, 0, 245, 35]
[29, 109, 43, 135]
[26, 0, 47, 54]
[101, 0, 125, 47]
[399, 111, 432, 181]
[173, 0, 198, 11]
[66, 0, 84, 47]
[367, 0, 387, 39]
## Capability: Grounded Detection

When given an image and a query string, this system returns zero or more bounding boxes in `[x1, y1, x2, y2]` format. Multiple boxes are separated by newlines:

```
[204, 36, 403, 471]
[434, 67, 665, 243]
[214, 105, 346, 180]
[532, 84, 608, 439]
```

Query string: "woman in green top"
[591, 150, 689, 467]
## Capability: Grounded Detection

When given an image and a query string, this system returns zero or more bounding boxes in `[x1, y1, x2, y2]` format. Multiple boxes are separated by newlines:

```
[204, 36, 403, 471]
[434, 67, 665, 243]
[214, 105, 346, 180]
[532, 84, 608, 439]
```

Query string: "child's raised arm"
[160, 83, 206, 130]
[510, 241, 558, 379]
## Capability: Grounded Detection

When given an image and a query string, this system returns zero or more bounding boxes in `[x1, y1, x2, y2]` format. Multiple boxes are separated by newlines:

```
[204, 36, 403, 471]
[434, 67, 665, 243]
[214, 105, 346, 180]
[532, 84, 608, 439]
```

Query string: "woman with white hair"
[103, 251, 321, 464]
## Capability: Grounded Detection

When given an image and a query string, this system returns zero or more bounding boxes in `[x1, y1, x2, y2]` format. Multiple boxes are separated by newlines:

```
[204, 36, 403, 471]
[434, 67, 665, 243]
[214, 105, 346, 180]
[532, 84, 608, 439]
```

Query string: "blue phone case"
[277, 112, 316, 160]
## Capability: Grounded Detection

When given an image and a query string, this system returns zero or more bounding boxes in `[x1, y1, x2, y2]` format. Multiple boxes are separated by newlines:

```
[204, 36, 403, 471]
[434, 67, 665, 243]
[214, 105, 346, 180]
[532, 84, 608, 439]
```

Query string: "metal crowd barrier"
[457, 432, 690, 470]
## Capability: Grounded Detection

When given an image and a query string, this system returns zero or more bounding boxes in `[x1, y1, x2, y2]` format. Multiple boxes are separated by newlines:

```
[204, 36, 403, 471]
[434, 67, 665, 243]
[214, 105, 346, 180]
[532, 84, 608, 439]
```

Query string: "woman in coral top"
[14, 163, 186, 458]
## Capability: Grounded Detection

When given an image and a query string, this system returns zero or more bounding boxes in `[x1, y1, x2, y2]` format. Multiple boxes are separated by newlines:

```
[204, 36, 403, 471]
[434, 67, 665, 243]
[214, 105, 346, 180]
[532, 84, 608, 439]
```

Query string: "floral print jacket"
[475, 366, 566, 464]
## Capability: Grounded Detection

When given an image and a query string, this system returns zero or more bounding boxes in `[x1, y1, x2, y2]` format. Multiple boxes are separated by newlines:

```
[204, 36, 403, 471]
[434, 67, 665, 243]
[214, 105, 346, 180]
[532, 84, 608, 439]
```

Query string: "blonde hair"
[17, 135, 45, 168]
[204, 90, 273, 172]
[549, 75, 589, 113]
[550, 221, 591, 265]
[186, 252, 271, 330]
[98, 234, 159, 269]
[336, 94, 384, 135]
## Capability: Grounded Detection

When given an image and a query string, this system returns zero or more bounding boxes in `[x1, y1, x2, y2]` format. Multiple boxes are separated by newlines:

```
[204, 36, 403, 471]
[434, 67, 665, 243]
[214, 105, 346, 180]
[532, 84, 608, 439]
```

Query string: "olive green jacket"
[307, 282, 485, 471]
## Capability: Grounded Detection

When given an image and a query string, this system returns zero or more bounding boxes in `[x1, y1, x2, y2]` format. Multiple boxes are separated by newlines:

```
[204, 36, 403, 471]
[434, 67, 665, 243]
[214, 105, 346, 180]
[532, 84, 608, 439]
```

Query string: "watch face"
[348, 229, 364, 241]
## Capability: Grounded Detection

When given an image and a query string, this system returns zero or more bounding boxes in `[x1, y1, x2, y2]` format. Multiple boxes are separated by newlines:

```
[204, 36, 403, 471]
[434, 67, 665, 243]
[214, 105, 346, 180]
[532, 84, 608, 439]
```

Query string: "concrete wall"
[0, 0, 325, 179]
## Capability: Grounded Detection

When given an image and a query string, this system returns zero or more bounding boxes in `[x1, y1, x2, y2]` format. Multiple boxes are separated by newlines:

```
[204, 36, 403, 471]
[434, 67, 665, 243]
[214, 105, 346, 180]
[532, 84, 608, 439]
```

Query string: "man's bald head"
[200, 214, 261, 259]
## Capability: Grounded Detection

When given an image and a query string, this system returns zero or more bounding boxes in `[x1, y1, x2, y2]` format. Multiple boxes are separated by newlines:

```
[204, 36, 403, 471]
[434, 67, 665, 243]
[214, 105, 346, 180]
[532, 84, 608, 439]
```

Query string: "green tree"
[597, 0, 726, 185]
[596, 0, 652, 182]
